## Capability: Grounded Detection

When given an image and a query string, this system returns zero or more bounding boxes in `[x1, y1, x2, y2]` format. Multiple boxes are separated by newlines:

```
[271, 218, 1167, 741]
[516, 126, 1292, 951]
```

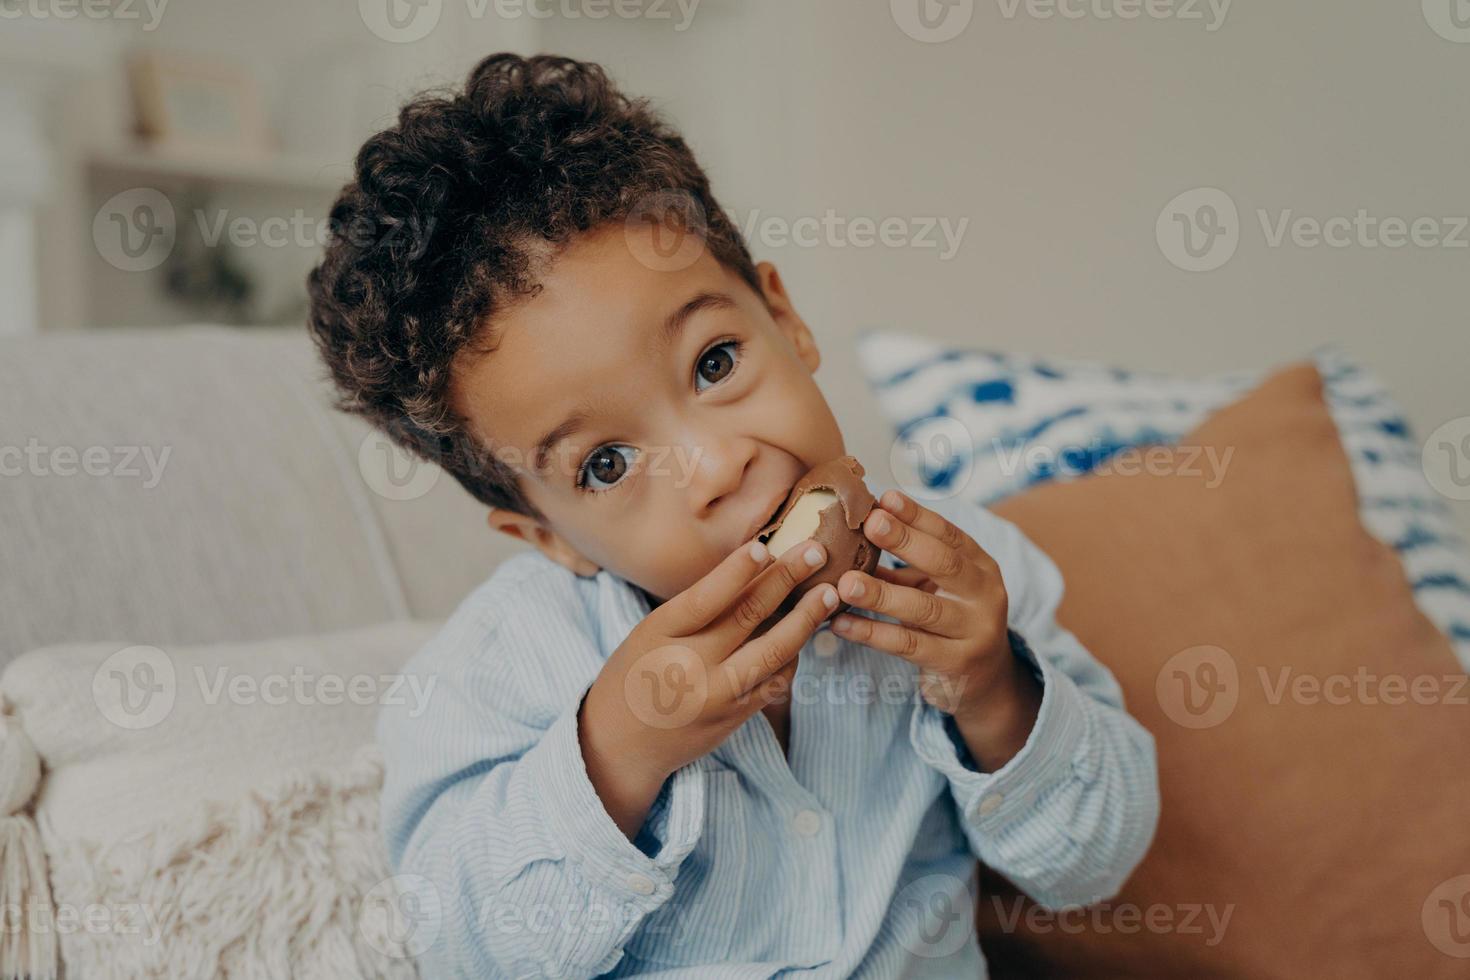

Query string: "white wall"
[542, 0, 1470, 536]
[9, 0, 539, 331]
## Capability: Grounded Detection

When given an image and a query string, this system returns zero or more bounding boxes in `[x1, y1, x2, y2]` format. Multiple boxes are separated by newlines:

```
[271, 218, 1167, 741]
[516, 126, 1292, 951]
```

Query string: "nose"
[682, 431, 758, 520]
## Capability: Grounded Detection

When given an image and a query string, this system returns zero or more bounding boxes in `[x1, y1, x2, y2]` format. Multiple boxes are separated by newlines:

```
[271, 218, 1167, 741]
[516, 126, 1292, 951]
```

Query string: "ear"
[487, 508, 602, 578]
[755, 261, 820, 374]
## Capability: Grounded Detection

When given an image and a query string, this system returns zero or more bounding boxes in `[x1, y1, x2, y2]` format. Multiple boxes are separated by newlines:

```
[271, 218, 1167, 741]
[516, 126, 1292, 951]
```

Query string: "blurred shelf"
[86, 144, 352, 194]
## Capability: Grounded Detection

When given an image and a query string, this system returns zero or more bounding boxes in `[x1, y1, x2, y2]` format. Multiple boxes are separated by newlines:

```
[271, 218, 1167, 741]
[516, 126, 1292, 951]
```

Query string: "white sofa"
[0, 326, 523, 978]
[0, 326, 509, 660]
[0, 324, 897, 978]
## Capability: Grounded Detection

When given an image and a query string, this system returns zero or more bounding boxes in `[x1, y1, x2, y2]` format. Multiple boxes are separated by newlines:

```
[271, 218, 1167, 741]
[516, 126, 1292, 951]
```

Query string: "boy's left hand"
[829, 490, 1044, 768]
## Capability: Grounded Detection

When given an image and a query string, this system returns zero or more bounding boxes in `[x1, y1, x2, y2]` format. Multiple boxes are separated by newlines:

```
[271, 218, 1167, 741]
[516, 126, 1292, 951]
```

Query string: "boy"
[308, 53, 1159, 978]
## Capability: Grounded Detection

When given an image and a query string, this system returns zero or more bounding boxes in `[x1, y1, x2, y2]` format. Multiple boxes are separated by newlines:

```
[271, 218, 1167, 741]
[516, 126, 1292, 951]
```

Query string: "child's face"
[453, 220, 846, 604]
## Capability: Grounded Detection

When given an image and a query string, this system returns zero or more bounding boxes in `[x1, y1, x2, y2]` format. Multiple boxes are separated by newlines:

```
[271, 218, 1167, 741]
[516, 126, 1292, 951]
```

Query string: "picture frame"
[127, 51, 274, 157]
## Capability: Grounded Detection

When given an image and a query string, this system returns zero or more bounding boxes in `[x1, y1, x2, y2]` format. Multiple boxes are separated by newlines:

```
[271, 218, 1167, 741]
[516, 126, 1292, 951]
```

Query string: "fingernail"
[822, 586, 838, 609]
[847, 578, 864, 598]
[874, 514, 890, 534]
[832, 616, 851, 632]
[750, 541, 768, 562]
[804, 546, 824, 566]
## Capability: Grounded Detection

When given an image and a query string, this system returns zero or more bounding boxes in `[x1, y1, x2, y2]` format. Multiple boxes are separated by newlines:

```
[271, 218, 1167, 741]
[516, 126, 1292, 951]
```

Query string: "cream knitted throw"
[40, 743, 420, 980]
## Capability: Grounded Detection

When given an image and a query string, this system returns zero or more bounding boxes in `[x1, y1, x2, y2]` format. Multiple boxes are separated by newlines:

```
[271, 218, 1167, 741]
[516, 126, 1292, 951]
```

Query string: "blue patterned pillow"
[856, 329, 1470, 669]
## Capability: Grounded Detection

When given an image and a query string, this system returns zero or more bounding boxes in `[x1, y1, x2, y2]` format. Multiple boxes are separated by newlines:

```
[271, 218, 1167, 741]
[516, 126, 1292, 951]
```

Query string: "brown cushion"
[978, 363, 1470, 978]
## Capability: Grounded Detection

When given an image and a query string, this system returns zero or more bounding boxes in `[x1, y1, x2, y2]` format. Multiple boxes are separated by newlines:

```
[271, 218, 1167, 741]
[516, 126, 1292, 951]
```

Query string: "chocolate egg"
[757, 455, 882, 620]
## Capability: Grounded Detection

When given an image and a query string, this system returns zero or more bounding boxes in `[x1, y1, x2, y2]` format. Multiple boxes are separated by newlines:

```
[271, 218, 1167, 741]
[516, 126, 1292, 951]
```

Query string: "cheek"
[589, 517, 696, 587]
[755, 364, 842, 448]
[629, 513, 735, 596]
[746, 357, 809, 414]
[618, 549, 716, 608]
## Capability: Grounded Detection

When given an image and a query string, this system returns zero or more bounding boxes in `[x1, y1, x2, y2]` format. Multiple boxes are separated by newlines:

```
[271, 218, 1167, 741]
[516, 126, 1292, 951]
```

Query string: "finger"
[871, 564, 938, 594]
[829, 611, 939, 664]
[716, 537, 828, 642]
[876, 490, 984, 562]
[862, 505, 980, 590]
[749, 653, 800, 710]
[663, 536, 774, 636]
[724, 582, 838, 697]
[836, 570, 966, 639]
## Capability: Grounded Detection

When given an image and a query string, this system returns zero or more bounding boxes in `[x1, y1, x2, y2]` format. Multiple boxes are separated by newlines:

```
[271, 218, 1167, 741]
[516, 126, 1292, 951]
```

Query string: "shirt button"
[791, 809, 823, 837]
[813, 630, 840, 657]
[625, 872, 656, 895]
[977, 793, 1004, 817]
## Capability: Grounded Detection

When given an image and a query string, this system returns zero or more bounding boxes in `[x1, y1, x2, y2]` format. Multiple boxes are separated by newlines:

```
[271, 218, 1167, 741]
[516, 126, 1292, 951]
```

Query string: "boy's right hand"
[579, 536, 837, 837]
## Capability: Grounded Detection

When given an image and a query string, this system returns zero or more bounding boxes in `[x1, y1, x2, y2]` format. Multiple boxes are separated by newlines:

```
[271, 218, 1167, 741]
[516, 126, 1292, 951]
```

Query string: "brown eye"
[579, 445, 635, 491]
[695, 340, 740, 391]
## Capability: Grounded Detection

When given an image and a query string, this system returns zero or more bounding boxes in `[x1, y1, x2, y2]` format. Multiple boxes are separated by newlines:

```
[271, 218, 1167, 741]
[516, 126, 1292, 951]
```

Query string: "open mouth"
[756, 489, 794, 542]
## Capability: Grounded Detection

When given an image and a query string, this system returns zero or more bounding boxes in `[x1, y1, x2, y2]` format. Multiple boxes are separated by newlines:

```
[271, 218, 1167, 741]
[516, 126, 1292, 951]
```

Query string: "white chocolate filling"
[763, 489, 839, 559]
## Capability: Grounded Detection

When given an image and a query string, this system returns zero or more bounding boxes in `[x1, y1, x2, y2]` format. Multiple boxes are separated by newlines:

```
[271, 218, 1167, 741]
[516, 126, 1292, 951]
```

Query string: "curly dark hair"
[306, 52, 761, 521]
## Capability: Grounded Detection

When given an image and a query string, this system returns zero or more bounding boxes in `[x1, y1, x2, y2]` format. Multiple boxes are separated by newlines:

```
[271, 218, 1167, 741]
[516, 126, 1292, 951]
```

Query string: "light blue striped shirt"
[376, 483, 1160, 978]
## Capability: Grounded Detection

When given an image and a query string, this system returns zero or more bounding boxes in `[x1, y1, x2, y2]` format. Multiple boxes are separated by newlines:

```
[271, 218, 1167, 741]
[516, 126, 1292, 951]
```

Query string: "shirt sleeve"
[375, 570, 710, 979]
[907, 500, 1161, 911]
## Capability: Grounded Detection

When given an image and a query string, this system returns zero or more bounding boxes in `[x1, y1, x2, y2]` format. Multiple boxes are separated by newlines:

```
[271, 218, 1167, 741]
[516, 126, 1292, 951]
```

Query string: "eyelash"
[574, 338, 746, 495]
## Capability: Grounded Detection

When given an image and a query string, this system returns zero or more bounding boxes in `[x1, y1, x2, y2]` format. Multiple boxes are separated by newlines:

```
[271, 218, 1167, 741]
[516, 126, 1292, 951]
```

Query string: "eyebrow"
[531, 290, 738, 475]
[652, 291, 736, 359]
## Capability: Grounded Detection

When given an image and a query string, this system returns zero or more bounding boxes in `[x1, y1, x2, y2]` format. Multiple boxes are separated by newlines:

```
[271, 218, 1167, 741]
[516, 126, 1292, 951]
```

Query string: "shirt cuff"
[909, 628, 1093, 829]
[523, 686, 708, 908]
